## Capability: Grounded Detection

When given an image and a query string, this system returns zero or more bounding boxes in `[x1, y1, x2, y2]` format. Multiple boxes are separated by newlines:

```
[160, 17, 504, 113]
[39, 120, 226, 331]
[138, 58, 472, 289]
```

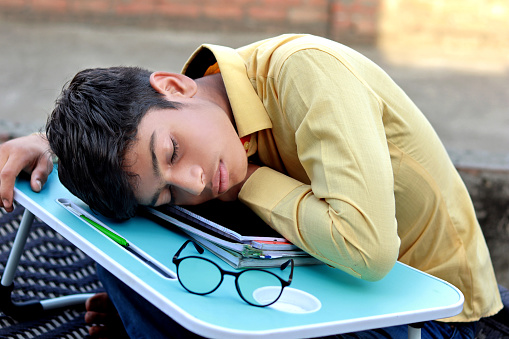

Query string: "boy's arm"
[0, 134, 54, 212]
[239, 49, 399, 281]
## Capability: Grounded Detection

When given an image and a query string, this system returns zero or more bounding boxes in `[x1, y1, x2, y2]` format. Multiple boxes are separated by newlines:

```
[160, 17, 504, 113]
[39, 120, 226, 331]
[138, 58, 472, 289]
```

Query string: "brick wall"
[0, 0, 380, 43]
[379, 0, 509, 54]
[1, 0, 507, 47]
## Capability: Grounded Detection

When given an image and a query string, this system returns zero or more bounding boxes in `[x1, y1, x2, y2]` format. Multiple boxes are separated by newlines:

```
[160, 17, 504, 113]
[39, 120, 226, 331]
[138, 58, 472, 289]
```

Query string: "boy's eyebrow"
[149, 131, 160, 177]
[149, 131, 163, 207]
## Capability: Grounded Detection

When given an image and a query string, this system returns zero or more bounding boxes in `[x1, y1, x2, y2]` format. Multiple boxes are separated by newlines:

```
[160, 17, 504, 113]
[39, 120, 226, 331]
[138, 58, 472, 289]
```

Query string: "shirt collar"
[181, 44, 272, 138]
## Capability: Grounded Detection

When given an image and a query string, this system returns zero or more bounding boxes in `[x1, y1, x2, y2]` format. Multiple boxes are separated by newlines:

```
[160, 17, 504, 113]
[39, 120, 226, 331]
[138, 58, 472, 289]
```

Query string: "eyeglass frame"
[172, 240, 294, 307]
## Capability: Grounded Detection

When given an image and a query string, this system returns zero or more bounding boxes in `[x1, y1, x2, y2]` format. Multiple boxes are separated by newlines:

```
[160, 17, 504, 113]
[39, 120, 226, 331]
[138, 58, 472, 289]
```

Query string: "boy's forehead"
[123, 135, 157, 205]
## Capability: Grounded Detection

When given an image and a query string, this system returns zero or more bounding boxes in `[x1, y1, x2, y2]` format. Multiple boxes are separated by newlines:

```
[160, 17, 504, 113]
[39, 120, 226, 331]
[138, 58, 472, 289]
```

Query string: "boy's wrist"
[29, 132, 57, 164]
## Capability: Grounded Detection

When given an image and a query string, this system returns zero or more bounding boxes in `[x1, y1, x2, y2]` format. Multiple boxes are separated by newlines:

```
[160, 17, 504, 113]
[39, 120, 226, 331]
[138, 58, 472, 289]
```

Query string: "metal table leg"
[0, 209, 94, 320]
[408, 322, 423, 339]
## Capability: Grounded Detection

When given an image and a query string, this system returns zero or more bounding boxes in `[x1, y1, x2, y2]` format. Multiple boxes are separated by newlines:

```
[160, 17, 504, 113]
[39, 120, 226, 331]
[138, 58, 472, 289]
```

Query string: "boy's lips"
[213, 161, 229, 195]
[218, 161, 229, 194]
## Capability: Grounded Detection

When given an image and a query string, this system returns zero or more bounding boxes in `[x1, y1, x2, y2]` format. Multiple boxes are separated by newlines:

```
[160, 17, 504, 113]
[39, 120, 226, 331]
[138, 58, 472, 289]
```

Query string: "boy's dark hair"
[46, 66, 180, 219]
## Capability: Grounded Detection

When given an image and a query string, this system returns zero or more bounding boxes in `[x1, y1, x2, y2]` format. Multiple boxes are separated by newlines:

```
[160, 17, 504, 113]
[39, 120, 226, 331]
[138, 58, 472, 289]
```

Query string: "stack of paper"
[145, 200, 322, 269]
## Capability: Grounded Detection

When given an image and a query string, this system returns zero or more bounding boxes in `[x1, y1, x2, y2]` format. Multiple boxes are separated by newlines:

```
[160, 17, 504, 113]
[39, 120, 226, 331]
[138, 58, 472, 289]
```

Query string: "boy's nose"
[175, 165, 205, 196]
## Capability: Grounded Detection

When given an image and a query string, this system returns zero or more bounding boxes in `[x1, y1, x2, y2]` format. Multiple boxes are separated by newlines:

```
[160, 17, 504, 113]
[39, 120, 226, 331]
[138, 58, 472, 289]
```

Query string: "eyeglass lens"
[236, 269, 283, 306]
[178, 257, 284, 306]
[178, 257, 222, 294]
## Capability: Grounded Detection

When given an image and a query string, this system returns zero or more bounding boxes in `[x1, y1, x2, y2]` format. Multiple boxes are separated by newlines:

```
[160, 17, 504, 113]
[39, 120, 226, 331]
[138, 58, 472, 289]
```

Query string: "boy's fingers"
[0, 135, 52, 212]
[30, 155, 53, 192]
[30, 178, 43, 193]
[85, 311, 113, 325]
[0, 158, 20, 212]
[87, 323, 113, 339]
[86, 292, 117, 313]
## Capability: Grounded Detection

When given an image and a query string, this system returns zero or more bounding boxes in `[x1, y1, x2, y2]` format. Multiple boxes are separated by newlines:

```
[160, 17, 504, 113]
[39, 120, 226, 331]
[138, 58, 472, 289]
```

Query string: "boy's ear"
[149, 72, 197, 98]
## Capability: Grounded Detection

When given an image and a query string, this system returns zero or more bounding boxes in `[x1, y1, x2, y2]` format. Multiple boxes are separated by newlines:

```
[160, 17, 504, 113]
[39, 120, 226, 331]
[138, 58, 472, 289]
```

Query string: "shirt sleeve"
[239, 49, 400, 281]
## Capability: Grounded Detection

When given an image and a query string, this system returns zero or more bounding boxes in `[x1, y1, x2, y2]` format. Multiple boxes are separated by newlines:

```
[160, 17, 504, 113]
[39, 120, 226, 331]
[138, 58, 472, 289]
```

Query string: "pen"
[57, 198, 176, 279]
[79, 214, 129, 247]
[80, 214, 175, 279]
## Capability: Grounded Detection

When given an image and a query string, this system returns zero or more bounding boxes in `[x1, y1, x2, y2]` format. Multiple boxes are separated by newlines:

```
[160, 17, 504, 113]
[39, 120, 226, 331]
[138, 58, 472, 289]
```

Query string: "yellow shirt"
[182, 34, 502, 322]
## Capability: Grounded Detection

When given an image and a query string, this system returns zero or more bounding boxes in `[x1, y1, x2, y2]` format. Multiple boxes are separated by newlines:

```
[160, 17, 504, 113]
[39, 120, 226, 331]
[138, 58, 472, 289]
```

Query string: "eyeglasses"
[172, 240, 294, 307]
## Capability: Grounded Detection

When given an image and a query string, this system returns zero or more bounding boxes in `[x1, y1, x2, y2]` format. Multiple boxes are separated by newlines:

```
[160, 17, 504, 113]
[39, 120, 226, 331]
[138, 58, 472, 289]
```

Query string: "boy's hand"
[0, 134, 54, 212]
[218, 163, 260, 202]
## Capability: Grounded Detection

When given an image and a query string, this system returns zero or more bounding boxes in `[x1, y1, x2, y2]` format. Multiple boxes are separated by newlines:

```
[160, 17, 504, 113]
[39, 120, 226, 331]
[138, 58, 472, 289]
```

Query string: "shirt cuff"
[238, 166, 304, 224]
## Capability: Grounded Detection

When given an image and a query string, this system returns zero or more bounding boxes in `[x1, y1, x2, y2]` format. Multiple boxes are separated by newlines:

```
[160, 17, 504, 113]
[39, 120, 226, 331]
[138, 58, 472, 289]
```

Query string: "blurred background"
[0, 0, 508, 286]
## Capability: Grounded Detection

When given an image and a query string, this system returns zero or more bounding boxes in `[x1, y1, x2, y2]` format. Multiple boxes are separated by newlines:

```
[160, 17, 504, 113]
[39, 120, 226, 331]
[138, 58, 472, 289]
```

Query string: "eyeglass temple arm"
[173, 240, 204, 263]
[280, 259, 294, 284]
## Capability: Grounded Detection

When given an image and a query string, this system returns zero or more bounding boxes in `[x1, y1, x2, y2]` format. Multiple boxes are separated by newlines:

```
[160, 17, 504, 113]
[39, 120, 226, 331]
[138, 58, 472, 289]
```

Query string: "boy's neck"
[195, 73, 235, 126]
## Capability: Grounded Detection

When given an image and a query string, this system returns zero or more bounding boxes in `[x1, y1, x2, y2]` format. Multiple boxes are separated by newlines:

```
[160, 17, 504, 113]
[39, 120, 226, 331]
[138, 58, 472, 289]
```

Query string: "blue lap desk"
[12, 170, 463, 338]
